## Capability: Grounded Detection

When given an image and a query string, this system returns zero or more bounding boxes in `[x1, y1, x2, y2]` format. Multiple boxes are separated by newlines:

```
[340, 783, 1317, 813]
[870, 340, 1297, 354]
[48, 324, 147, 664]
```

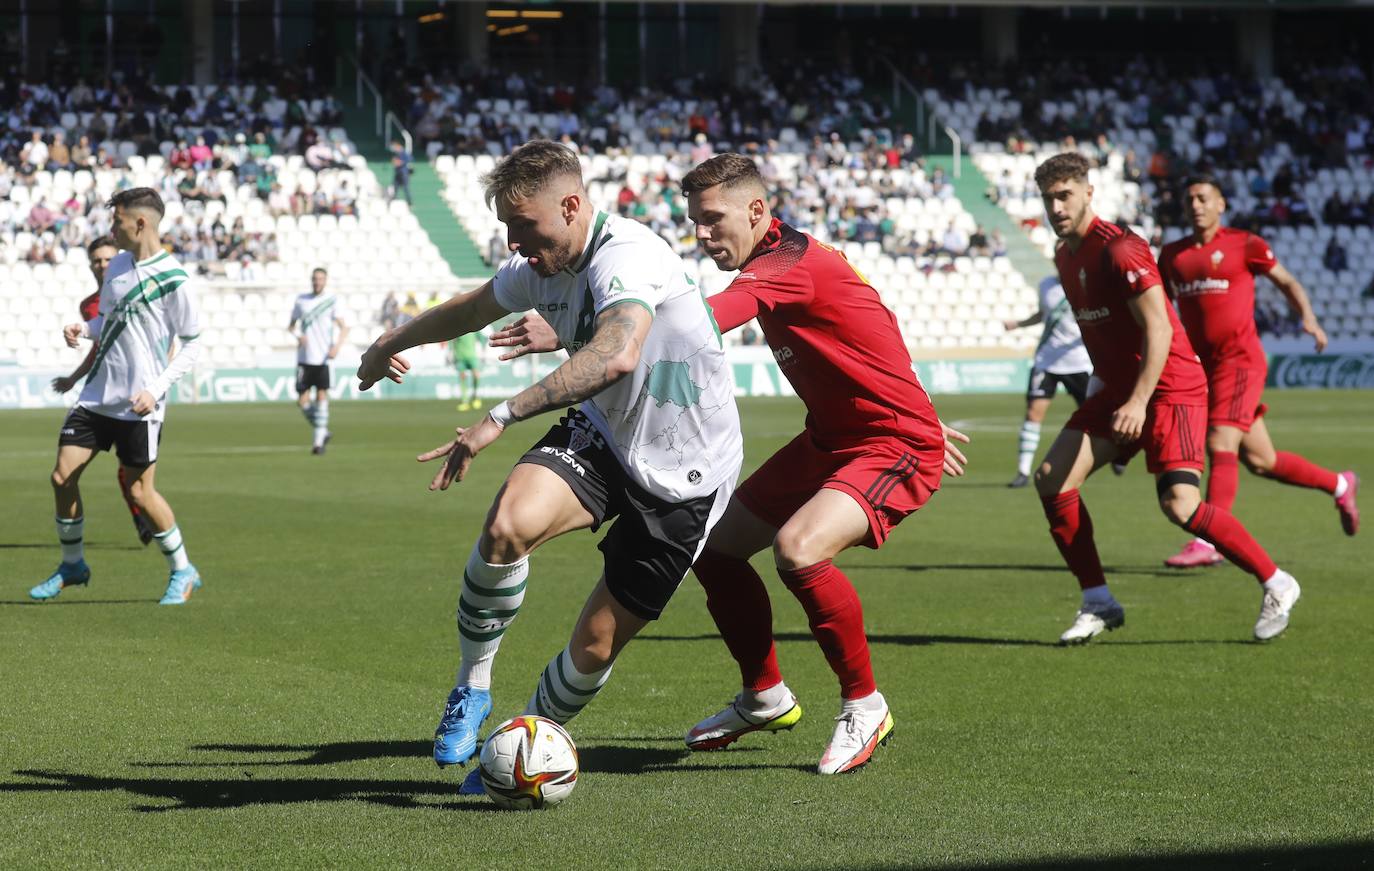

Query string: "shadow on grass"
[0, 769, 505, 813]
[866, 562, 1192, 580]
[892, 841, 1374, 871]
[131, 740, 432, 769]
[0, 542, 143, 551]
[641, 631, 1059, 648]
[0, 599, 152, 607]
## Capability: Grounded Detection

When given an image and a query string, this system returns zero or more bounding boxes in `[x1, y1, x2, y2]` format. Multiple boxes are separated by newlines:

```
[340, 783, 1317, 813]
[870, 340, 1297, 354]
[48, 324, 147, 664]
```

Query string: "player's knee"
[480, 507, 535, 564]
[772, 527, 825, 572]
[1157, 486, 1200, 526]
[567, 627, 615, 673]
[50, 467, 73, 490]
[1240, 447, 1273, 475]
[1032, 462, 1060, 498]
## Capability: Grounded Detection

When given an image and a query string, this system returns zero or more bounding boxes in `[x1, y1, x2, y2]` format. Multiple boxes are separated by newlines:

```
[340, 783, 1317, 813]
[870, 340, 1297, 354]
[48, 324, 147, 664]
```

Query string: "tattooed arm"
[418, 301, 653, 490]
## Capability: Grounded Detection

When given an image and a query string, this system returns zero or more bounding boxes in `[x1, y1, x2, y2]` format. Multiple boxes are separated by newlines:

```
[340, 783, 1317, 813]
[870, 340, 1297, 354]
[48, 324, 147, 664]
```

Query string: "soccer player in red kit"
[49, 235, 154, 546]
[493, 154, 967, 774]
[1160, 174, 1358, 568]
[1032, 153, 1300, 644]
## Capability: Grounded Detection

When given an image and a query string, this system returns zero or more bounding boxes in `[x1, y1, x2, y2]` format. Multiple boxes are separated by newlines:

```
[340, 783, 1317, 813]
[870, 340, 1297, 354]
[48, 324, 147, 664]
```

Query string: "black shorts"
[59, 406, 162, 467]
[1027, 369, 1090, 405]
[517, 408, 725, 621]
[296, 363, 331, 393]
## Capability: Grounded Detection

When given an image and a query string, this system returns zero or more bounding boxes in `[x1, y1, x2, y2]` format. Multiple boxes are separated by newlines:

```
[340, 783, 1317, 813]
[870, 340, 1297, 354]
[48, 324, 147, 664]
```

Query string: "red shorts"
[734, 430, 943, 548]
[1206, 360, 1269, 431]
[1066, 393, 1206, 475]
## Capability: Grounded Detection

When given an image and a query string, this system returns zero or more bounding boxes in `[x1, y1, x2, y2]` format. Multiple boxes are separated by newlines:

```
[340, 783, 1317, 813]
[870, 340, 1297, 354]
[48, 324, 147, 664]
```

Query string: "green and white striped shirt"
[78, 250, 201, 422]
[290, 292, 348, 365]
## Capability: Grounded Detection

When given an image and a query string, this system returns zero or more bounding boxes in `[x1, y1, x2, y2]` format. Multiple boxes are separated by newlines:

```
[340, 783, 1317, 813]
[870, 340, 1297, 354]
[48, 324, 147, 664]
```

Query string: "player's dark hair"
[1182, 173, 1226, 199]
[1034, 153, 1092, 190]
[107, 186, 165, 218]
[681, 153, 765, 196]
[86, 235, 116, 254]
[312, 267, 328, 276]
[481, 140, 583, 209]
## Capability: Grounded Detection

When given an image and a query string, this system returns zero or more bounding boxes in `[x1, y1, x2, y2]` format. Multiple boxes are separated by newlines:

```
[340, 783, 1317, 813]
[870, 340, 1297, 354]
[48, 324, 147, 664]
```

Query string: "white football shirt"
[493, 211, 743, 502]
[1034, 276, 1093, 375]
[78, 250, 201, 423]
[290, 292, 348, 365]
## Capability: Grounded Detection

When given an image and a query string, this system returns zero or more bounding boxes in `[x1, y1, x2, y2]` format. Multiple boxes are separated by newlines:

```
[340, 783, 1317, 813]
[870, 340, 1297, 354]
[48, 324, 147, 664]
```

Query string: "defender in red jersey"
[1159, 175, 1358, 569]
[48, 236, 153, 547]
[1032, 153, 1299, 644]
[493, 154, 968, 774]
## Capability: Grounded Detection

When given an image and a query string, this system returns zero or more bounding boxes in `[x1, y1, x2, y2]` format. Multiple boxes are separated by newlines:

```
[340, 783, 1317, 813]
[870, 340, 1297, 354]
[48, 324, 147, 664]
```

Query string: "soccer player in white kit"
[288, 267, 349, 454]
[31, 188, 205, 605]
[1002, 275, 1095, 488]
[356, 140, 743, 794]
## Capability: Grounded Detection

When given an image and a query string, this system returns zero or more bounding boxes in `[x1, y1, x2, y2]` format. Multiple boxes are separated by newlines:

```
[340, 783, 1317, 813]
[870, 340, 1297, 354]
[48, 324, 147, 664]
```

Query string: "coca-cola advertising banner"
[1267, 355, 1374, 389]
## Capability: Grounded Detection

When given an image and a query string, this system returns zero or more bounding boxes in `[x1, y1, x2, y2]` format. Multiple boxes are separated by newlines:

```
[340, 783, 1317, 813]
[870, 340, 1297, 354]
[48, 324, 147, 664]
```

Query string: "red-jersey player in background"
[494, 153, 969, 775]
[49, 235, 154, 546]
[1032, 153, 1300, 644]
[1159, 174, 1358, 568]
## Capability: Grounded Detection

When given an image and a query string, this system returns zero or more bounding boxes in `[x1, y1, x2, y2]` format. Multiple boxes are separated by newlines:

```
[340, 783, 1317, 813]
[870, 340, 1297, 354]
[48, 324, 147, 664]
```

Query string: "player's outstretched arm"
[1265, 263, 1328, 352]
[358, 280, 508, 389]
[489, 312, 562, 360]
[1003, 310, 1043, 332]
[418, 301, 651, 492]
[1118, 284, 1173, 444]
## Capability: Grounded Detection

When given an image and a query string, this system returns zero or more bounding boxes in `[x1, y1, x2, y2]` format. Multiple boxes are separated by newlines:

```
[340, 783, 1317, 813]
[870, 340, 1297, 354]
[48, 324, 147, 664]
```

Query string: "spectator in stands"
[390, 140, 412, 204]
[47, 131, 73, 171]
[267, 182, 291, 217]
[940, 220, 968, 256]
[306, 138, 346, 171]
[311, 187, 330, 215]
[70, 135, 93, 169]
[200, 170, 228, 205]
[968, 225, 990, 257]
[28, 197, 57, 233]
[189, 135, 214, 171]
[20, 131, 48, 173]
[169, 139, 194, 170]
[990, 229, 1008, 257]
[379, 292, 400, 330]
[332, 179, 358, 216]
[238, 253, 261, 282]
[398, 293, 420, 326]
[487, 228, 506, 267]
[1323, 237, 1349, 274]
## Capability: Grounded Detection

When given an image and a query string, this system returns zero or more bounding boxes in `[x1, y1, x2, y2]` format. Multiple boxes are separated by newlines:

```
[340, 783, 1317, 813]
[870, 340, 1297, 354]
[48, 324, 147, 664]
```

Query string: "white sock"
[524, 645, 613, 725]
[1263, 569, 1292, 591]
[56, 516, 84, 564]
[154, 525, 190, 571]
[1334, 475, 1348, 499]
[841, 689, 886, 715]
[742, 681, 790, 712]
[1017, 420, 1041, 476]
[455, 544, 529, 690]
[313, 399, 329, 447]
[300, 402, 315, 426]
[1082, 584, 1114, 605]
[1193, 537, 1215, 550]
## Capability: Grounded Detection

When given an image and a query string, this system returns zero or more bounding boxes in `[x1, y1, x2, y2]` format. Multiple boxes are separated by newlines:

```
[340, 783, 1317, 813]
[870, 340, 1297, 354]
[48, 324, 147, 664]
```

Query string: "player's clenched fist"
[62, 323, 86, 349]
[1110, 398, 1146, 444]
[357, 341, 410, 390]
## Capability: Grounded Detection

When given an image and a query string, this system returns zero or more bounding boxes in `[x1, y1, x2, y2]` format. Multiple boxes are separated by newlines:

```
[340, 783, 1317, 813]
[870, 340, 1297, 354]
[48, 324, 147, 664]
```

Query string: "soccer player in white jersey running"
[31, 187, 205, 605]
[1003, 275, 1095, 487]
[356, 140, 742, 795]
[288, 267, 349, 454]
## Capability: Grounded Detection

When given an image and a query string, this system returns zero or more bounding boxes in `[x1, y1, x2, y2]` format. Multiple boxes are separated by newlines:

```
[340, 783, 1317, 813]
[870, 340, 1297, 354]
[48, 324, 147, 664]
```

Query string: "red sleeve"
[1245, 233, 1278, 275]
[1105, 234, 1162, 296]
[79, 292, 100, 322]
[705, 288, 763, 333]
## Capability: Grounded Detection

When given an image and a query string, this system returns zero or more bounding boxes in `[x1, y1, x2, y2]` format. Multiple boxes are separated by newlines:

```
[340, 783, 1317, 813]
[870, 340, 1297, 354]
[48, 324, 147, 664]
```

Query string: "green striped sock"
[56, 516, 84, 564]
[154, 525, 190, 571]
[455, 545, 529, 690]
[525, 646, 613, 725]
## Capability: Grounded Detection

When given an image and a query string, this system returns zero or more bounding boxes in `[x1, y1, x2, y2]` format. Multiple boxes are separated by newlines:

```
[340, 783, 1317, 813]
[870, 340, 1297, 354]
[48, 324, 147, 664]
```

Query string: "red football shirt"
[1159, 226, 1276, 370]
[1054, 217, 1206, 404]
[706, 219, 942, 448]
[79, 290, 100, 322]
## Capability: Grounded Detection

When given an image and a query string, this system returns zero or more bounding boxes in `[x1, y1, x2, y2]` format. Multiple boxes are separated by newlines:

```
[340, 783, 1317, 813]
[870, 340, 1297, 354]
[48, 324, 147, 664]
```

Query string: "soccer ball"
[477, 715, 579, 809]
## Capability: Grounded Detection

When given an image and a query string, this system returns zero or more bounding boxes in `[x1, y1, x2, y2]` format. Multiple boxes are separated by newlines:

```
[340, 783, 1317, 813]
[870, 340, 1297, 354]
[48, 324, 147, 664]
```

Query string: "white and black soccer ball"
[477, 715, 579, 810]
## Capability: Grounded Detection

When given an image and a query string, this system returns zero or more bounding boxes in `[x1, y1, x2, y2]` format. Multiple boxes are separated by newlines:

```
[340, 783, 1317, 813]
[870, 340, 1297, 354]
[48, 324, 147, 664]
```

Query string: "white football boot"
[685, 690, 803, 751]
[1058, 600, 1126, 646]
[817, 694, 894, 775]
[1254, 571, 1301, 641]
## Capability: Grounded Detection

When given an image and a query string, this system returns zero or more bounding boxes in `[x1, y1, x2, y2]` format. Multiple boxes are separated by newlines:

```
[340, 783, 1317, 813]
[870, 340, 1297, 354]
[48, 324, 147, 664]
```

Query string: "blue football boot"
[30, 560, 91, 601]
[158, 565, 202, 605]
[434, 686, 492, 767]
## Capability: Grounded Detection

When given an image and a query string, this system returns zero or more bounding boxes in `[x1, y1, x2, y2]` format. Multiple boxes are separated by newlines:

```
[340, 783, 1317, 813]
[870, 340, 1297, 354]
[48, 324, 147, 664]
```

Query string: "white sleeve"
[587, 238, 669, 316]
[146, 283, 203, 399]
[289, 297, 303, 327]
[491, 254, 534, 312]
[146, 336, 203, 400]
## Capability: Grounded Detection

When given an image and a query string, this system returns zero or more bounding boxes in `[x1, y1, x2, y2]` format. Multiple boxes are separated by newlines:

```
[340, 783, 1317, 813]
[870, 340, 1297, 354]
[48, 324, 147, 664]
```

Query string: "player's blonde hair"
[481, 140, 583, 209]
[1034, 153, 1092, 191]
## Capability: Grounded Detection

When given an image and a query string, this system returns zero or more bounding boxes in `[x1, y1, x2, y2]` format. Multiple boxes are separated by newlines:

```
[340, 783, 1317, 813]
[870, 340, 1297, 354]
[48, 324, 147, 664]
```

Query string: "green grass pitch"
[1, 392, 1371, 870]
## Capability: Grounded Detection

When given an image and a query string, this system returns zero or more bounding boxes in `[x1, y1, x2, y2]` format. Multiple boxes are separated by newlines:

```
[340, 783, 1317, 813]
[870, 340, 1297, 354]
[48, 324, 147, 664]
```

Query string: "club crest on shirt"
[1210, 249, 1224, 269]
[568, 428, 592, 454]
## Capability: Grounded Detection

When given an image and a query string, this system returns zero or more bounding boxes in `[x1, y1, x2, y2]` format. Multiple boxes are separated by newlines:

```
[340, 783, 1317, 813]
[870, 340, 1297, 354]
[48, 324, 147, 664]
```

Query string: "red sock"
[777, 560, 875, 700]
[117, 466, 141, 518]
[1184, 503, 1277, 582]
[1041, 489, 1107, 590]
[1205, 451, 1240, 512]
[693, 549, 781, 692]
[1268, 451, 1339, 494]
